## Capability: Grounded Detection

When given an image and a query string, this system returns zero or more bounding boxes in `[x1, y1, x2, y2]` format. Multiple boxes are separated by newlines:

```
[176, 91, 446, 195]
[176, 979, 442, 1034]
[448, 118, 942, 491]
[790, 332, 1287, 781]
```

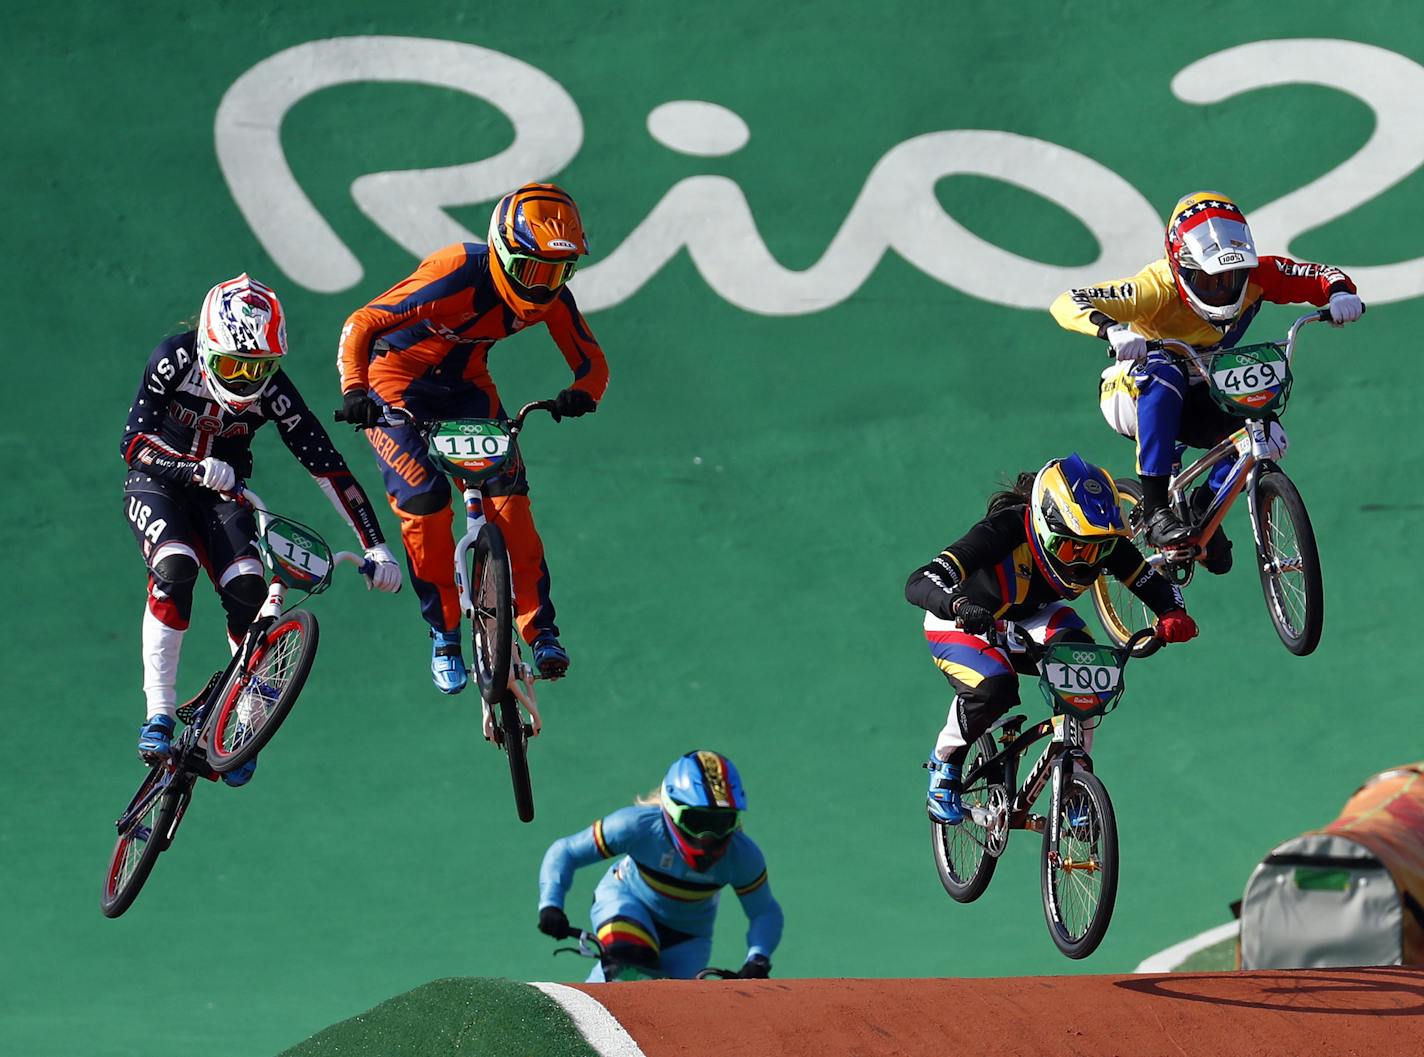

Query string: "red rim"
[105, 774, 165, 898]
[209, 616, 303, 762]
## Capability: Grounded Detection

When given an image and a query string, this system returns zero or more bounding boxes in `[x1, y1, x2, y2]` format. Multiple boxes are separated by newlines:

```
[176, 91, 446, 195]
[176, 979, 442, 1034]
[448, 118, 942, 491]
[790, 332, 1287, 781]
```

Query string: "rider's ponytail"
[986, 471, 1035, 515]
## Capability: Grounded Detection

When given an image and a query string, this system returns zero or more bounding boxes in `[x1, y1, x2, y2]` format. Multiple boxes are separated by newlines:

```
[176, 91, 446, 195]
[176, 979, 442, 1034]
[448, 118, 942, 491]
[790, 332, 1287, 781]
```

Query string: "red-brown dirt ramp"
[578, 967, 1424, 1057]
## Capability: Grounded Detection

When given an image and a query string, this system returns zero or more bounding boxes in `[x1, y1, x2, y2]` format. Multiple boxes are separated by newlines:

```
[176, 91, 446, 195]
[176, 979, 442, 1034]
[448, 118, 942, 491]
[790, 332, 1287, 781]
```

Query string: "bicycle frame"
[1144, 310, 1328, 574]
[962, 710, 1089, 854]
[957, 627, 1156, 856]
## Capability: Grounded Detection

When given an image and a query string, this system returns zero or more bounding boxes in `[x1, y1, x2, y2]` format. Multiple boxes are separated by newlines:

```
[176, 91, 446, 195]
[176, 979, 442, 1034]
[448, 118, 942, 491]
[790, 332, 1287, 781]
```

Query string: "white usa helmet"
[196, 273, 287, 413]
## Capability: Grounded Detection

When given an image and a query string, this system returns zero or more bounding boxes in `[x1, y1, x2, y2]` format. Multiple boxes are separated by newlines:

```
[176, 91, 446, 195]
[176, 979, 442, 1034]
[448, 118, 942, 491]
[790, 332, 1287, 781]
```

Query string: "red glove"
[1155, 609, 1198, 643]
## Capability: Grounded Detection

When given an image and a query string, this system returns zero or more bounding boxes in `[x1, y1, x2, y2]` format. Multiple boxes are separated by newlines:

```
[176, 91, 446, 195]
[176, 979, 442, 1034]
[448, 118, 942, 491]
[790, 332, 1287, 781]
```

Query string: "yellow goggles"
[211, 354, 279, 384]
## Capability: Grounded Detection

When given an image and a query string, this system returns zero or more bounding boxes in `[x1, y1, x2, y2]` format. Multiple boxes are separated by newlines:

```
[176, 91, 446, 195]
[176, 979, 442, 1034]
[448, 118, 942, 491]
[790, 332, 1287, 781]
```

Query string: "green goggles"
[504, 252, 578, 292]
[666, 800, 740, 840]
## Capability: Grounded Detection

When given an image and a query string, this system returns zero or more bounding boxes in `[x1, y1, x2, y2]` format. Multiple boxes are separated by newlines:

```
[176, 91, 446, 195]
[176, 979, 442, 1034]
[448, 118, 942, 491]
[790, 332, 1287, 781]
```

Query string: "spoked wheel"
[469, 523, 514, 703]
[101, 764, 182, 918]
[1252, 470, 1323, 656]
[204, 609, 319, 773]
[931, 733, 1002, 902]
[1090, 477, 1155, 647]
[493, 690, 535, 823]
[1041, 769, 1118, 959]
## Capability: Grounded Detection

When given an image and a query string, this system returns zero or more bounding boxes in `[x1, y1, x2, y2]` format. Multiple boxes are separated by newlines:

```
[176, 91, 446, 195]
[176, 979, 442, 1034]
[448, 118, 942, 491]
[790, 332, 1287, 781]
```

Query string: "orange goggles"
[1044, 533, 1112, 568]
[211, 354, 280, 384]
[504, 252, 578, 291]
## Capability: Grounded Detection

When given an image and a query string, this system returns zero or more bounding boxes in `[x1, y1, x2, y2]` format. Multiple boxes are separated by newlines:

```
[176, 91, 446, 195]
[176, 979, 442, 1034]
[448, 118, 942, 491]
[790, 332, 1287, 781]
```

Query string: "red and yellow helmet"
[1165, 191, 1258, 326]
[487, 183, 587, 320]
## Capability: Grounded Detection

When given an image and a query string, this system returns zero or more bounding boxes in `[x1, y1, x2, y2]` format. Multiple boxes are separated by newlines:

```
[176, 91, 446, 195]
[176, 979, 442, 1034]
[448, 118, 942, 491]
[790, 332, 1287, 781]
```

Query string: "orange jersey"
[337, 242, 609, 407]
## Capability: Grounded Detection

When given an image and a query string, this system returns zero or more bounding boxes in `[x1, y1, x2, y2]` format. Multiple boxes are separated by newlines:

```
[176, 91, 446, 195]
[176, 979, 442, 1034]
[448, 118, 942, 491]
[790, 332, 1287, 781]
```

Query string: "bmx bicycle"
[335, 399, 556, 823]
[930, 622, 1162, 958]
[1092, 306, 1363, 656]
[101, 489, 374, 918]
[550, 924, 745, 981]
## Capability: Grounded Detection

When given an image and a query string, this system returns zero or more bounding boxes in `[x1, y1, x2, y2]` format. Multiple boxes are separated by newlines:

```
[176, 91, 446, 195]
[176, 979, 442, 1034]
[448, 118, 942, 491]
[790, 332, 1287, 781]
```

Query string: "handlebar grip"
[358, 559, 376, 577]
[333, 409, 348, 423]
[1126, 628, 1165, 658]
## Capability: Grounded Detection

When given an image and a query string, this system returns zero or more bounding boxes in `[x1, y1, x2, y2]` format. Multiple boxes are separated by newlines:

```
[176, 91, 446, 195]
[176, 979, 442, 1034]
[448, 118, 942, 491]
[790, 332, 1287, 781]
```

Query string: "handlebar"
[334, 398, 557, 439]
[977, 619, 1163, 665]
[1109, 304, 1365, 374]
[194, 484, 378, 580]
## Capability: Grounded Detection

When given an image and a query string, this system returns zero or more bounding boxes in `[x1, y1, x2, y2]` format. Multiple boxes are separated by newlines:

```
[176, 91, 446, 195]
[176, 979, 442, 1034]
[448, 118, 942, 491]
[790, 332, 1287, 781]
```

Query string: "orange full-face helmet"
[487, 183, 588, 320]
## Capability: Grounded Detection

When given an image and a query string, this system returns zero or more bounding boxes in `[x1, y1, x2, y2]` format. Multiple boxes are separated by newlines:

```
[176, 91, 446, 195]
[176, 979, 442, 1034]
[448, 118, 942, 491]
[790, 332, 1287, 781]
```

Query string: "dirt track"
[577, 968, 1424, 1057]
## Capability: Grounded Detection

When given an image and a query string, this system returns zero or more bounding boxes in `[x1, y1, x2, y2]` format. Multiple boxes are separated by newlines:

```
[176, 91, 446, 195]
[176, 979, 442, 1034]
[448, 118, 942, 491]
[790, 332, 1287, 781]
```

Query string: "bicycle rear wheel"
[497, 691, 535, 823]
[1252, 470, 1323, 656]
[470, 523, 513, 704]
[1090, 477, 1154, 647]
[204, 609, 319, 773]
[101, 766, 181, 918]
[1041, 768, 1118, 959]
[930, 733, 1000, 903]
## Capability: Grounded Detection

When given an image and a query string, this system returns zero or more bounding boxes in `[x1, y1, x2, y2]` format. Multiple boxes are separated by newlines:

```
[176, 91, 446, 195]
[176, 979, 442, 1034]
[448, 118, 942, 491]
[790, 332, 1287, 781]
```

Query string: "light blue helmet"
[660, 750, 747, 869]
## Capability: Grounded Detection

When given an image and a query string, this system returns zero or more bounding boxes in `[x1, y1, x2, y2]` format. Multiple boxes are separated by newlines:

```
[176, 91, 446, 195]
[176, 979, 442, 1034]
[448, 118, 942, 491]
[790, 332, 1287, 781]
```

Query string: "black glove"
[737, 954, 771, 979]
[341, 389, 382, 429]
[550, 387, 597, 422]
[953, 599, 995, 635]
[538, 905, 570, 938]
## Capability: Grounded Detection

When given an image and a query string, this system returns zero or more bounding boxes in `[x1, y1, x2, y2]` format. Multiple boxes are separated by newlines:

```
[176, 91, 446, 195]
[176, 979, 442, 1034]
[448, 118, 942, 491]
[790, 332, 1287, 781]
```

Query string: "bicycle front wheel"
[1090, 477, 1153, 647]
[205, 609, 319, 773]
[1041, 769, 1118, 959]
[470, 523, 514, 704]
[498, 692, 535, 823]
[930, 733, 1000, 903]
[101, 767, 181, 918]
[1252, 470, 1323, 656]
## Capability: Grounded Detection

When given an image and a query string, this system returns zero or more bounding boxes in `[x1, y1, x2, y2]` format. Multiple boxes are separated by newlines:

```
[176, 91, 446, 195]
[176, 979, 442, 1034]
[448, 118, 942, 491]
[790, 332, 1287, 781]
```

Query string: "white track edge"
[1134, 921, 1240, 973]
[530, 982, 649, 1057]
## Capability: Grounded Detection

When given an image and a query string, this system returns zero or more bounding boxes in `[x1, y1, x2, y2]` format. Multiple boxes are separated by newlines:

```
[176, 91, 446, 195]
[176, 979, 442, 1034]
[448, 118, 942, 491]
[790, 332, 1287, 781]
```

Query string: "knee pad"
[956, 673, 1020, 744]
[601, 942, 661, 978]
[398, 487, 452, 517]
[222, 573, 267, 611]
[151, 547, 199, 590]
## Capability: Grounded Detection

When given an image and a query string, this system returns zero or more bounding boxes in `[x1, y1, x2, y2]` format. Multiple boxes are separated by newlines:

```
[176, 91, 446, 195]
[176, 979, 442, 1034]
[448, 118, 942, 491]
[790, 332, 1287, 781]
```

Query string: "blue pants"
[1131, 354, 1240, 485]
[585, 870, 713, 982]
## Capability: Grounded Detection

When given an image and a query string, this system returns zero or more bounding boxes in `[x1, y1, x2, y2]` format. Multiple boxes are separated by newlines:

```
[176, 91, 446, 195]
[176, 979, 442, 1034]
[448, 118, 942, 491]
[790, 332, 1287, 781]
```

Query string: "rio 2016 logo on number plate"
[1209, 344, 1292, 415]
[430, 420, 511, 482]
[1039, 643, 1124, 718]
[264, 522, 330, 588]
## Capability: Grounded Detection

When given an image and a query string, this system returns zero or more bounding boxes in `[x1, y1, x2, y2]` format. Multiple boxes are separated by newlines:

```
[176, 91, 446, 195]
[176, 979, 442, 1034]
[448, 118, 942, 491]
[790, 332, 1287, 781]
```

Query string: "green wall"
[4, 3, 1423, 1055]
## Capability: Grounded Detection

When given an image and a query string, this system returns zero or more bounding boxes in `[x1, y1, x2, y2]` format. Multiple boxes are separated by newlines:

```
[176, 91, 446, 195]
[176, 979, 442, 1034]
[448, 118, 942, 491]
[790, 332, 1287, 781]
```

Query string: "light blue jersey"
[539, 805, 783, 966]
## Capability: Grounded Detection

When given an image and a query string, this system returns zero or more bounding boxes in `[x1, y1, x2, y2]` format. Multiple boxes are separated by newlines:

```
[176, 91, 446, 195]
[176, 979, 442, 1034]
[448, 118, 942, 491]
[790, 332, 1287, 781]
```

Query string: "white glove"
[1328, 291, 1363, 325]
[362, 543, 403, 593]
[1107, 323, 1148, 362]
[196, 457, 237, 493]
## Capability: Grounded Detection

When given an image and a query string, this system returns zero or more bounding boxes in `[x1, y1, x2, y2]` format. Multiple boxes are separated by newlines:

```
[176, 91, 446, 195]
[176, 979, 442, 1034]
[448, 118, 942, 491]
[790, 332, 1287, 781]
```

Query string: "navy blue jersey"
[120, 332, 386, 548]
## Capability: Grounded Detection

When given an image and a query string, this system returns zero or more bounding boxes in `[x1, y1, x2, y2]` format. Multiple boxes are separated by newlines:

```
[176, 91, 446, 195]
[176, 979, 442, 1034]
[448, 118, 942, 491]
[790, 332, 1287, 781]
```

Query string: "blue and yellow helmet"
[1028, 454, 1130, 587]
[660, 750, 746, 870]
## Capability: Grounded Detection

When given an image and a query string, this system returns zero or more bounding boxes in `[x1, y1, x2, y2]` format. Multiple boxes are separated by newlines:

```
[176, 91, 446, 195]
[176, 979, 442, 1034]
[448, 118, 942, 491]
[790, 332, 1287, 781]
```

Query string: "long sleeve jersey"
[539, 805, 784, 961]
[336, 242, 609, 407]
[121, 332, 387, 548]
[905, 503, 1183, 620]
[1050, 257, 1355, 350]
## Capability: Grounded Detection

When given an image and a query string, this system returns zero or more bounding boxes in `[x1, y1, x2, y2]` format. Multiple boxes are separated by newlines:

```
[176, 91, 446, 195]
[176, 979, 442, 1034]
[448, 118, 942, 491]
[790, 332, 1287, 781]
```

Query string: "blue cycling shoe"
[925, 757, 964, 825]
[533, 635, 570, 679]
[222, 755, 258, 787]
[431, 628, 468, 694]
[137, 715, 175, 762]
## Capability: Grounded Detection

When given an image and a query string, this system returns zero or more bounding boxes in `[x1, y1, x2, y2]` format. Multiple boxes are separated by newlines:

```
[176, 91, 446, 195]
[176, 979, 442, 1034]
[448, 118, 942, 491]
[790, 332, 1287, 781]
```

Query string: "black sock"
[1141, 474, 1170, 513]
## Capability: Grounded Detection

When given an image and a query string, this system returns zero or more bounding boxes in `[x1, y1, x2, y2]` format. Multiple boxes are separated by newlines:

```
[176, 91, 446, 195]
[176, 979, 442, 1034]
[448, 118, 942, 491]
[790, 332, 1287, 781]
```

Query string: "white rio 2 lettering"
[216, 37, 1424, 313]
